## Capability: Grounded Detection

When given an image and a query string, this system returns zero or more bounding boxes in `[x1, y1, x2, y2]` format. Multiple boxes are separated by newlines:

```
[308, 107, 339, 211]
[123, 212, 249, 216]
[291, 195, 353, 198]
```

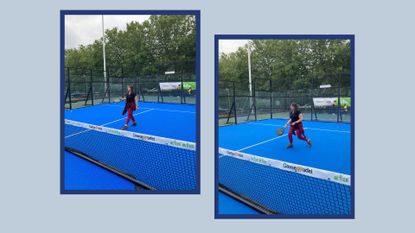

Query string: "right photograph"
[215, 35, 354, 218]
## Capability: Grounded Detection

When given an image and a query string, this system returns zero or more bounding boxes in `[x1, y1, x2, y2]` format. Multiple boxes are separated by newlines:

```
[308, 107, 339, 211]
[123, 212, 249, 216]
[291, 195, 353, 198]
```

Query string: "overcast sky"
[219, 40, 250, 54]
[65, 15, 151, 49]
[65, 15, 249, 54]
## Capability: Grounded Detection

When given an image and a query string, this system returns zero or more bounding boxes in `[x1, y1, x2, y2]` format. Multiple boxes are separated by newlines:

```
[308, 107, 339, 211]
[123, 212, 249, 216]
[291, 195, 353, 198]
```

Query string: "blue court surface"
[218, 119, 352, 216]
[65, 102, 196, 142]
[64, 101, 197, 192]
[64, 151, 136, 190]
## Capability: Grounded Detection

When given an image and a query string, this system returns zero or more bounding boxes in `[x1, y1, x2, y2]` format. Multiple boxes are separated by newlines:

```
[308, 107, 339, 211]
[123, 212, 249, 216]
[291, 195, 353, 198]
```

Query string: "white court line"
[250, 122, 285, 127]
[232, 121, 349, 153]
[141, 107, 195, 114]
[64, 109, 154, 139]
[64, 129, 91, 139]
[105, 104, 195, 114]
[302, 127, 350, 133]
[236, 134, 287, 152]
[219, 122, 349, 158]
[249, 122, 350, 133]
[100, 109, 154, 126]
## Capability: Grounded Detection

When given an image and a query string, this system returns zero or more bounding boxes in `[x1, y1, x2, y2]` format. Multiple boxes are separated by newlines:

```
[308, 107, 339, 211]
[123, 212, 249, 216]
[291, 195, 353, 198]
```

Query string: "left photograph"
[60, 10, 200, 194]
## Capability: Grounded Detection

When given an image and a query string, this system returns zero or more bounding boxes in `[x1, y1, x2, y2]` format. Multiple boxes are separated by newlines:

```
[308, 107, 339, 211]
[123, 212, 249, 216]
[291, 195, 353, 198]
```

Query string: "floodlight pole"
[247, 43, 253, 109]
[102, 15, 107, 92]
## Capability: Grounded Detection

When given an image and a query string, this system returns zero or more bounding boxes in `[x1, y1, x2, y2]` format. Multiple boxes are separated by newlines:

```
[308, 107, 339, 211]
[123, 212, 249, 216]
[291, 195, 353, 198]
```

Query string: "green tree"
[219, 39, 351, 91]
[65, 15, 197, 78]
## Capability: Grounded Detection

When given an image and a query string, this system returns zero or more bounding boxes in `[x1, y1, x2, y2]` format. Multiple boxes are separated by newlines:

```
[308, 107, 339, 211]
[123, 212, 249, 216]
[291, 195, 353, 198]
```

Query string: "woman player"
[284, 103, 312, 149]
[121, 85, 139, 130]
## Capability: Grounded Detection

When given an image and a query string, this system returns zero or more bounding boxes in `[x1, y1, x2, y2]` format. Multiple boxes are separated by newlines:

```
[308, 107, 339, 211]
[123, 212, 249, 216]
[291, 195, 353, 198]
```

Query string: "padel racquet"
[276, 125, 287, 136]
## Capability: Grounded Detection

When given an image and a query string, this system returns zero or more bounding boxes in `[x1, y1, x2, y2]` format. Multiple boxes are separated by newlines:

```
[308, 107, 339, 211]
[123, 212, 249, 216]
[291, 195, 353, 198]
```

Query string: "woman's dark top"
[126, 92, 136, 103]
[122, 92, 137, 115]
[289, 110, 301, 122]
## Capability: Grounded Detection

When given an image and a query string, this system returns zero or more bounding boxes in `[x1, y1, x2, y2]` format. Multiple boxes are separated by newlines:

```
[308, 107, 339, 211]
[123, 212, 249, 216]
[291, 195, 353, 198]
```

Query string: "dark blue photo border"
[60, 10, 201, 195]
[214, 34, 355, 219]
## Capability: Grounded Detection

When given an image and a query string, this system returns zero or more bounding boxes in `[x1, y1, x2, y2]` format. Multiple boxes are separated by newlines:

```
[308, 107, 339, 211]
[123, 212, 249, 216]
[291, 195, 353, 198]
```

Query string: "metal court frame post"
[66, 67, 72, 109]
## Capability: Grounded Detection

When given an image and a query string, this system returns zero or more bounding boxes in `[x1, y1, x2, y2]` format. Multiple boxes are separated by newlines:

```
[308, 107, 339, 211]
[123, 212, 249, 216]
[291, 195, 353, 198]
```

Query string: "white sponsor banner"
[219, 147, 350, 185]
[159, 82, 181, 91]
[313, 97, 337, 107]
[319, 84, 332, 88]
[65, 119, 196, 151]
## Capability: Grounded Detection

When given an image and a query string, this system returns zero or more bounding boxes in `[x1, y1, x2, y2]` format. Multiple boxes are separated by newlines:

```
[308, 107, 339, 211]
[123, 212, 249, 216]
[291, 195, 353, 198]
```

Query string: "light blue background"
[0, 0, 414, 232]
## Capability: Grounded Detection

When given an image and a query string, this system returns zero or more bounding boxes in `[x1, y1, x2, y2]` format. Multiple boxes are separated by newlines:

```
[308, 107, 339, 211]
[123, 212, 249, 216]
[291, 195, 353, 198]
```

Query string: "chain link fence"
[64, 67, 196, 109]
[219, 73, 351, 126]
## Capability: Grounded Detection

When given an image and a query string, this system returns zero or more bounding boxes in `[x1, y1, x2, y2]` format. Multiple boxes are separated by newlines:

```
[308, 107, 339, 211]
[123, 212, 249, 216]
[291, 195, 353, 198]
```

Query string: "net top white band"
[65, 119, 196, 151]
[219, 148, 350, 186]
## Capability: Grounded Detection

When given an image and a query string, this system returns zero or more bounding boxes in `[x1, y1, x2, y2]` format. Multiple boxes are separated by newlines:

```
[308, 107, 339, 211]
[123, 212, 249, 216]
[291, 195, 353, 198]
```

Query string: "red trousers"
[125, 107, 135, 124]
[288, 122, 307, 144]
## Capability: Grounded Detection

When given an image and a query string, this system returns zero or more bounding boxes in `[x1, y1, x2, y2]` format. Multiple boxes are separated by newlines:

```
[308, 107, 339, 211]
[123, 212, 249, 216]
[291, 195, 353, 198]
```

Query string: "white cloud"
[219, 40, 250, 54]
[65, 15, 151, 49]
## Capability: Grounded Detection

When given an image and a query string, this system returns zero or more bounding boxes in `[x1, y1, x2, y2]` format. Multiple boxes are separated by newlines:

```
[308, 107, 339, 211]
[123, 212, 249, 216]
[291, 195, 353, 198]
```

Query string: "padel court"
[63, 101, 197, 192]
[218, 119, 352, 215]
